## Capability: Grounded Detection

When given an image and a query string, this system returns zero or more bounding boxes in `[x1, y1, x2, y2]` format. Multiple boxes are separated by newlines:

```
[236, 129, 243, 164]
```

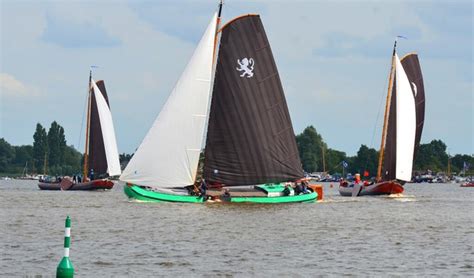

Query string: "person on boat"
[199, 179, 207, 199]
[89, 168, 95, 181]
[354, 173, 361, 185]
[294, 182, 303, 195]
[222, 188, 231, 202]
[283, 184, 291, 196]
[301, 181, 310, 194]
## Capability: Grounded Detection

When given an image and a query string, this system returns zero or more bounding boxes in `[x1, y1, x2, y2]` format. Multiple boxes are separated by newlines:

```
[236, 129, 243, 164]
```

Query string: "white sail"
[120, 13, 217, 188]
[91, 80, 122, 176]
[394, 54, 417, 181]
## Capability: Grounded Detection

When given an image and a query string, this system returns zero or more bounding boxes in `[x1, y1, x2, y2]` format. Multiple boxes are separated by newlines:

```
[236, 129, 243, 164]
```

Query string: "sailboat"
[339, 39, 425, 197]
[38, 70, 121, 190]
[120, 3, 317, 203]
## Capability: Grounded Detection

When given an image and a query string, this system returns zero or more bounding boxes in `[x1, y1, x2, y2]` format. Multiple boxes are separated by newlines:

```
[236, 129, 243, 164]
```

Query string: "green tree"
[0, 138, 15, 172]
[13, 145, 34, 173]
[47, 121, 67, 168]
[451, 154, 474, 175]
[349, 145, 378, 177]
[61, 145, 82, 175]
[33, 123, 48, 172]
[296, 126, 326, 172]
[414, 139, 449, 172]
[325, 148, 347, 174]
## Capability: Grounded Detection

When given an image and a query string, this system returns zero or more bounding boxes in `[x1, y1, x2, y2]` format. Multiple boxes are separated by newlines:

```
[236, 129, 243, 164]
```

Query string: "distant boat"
[38, 70, 121, 190]
[339, 40, 425, 197]
[460, 181, 474, 187]
[120, 2, 317, 203]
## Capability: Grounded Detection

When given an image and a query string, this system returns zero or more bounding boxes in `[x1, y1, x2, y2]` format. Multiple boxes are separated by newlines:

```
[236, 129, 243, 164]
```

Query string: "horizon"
[1, 0, 472, 156]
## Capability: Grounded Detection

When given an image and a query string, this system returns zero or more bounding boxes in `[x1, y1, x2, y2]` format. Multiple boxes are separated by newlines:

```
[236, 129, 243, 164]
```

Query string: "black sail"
[400, 53, 425, 161]
[88, 80, 110, 177]
[203, 14, 303, 185]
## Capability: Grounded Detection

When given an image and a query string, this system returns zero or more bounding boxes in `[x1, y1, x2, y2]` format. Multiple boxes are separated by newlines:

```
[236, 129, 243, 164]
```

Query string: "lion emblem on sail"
[236, 58, 255, 78]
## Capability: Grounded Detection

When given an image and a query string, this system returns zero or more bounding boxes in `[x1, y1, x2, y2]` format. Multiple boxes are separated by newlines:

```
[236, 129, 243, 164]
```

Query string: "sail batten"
[120, 13, 218, 188]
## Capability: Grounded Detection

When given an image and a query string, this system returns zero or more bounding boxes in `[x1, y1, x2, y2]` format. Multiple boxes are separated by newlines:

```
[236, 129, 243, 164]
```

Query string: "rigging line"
[77, 85, 89, 153]
[364, 58, 394, 174]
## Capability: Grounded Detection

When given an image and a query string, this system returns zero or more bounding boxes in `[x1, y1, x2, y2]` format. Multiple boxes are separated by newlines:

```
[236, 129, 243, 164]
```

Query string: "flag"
[363, 170, 369, 177]
[464, 161, 470, 171]
[342, 161, 348, 168]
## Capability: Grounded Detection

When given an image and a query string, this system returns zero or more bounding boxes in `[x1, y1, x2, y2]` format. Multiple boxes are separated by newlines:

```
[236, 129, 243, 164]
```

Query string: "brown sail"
[381, 74, 397, 181]
[88, 80, 110, 177]
[400, 53, 425, 160]
[203, 14, 303, 185]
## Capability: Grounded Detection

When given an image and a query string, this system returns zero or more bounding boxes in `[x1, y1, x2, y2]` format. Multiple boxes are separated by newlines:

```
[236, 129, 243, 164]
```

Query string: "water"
[1, 180, 473, 277]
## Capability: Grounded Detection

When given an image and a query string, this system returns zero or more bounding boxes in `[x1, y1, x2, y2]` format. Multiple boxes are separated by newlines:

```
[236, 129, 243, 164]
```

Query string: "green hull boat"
[124, 184, 317, 204]
[120, 8, 315, 205]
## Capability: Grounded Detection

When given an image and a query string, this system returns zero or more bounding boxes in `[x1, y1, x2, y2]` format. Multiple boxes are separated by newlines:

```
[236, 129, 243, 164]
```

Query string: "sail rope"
[364, 59, 393, 176]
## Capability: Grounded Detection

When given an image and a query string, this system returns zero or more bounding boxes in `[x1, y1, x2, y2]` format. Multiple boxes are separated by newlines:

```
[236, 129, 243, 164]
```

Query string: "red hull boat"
[460, 182, 474, 188]
[339, 181, 404, 197]
[338, 42, 425, 197]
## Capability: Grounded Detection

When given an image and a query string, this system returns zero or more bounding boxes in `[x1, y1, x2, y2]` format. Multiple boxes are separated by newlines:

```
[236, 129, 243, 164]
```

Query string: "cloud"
[41, 14, 121, 48]
[0, 0, 472, 156]
[0, 73, 39, 97]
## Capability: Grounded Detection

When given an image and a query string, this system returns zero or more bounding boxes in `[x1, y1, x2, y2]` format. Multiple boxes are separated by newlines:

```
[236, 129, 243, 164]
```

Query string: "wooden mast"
[83, 69, 92, 179]
[376, 40, 397, 181]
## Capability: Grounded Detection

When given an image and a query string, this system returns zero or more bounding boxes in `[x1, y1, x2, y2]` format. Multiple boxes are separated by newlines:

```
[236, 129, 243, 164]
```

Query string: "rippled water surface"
[1, 180, 473, 277]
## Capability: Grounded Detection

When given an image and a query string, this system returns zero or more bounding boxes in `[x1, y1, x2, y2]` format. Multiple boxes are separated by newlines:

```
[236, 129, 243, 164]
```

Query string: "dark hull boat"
[120, 3, 317, 203]
[38, 179, 114, 191]
[38, 74, 121, 191]
[339, 40, 425, 197]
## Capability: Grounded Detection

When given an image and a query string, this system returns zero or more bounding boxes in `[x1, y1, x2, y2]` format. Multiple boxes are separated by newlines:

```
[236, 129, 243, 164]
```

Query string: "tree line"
[1, 124, 472, 177]
[0, 122, 82, 175]
[296, 126, 473, 177]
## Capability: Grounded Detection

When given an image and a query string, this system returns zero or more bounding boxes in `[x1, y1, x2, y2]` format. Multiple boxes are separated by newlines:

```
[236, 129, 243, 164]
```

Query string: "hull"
[124, 183, 317, 204]
[339, 181, 404, 197]
[460, 182, 474, 187]
[38, 179, 114, 191]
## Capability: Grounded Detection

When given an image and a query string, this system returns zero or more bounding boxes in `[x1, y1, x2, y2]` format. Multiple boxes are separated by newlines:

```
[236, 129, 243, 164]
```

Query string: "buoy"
[56, 216, 74, 278]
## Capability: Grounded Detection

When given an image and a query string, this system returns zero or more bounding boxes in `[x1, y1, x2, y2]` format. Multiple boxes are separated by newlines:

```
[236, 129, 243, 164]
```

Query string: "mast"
[376, 40, 397, 181]
[322, 145, 326, 174]
[213, 0, 223, 61]
[447, 154, 451, 177]
[43, 152, 47, 175]
[83, 69, 92, 179]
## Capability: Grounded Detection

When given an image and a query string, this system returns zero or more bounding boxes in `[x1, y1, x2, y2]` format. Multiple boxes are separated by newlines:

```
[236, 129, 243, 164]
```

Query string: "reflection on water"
[0, 180, 473, 276]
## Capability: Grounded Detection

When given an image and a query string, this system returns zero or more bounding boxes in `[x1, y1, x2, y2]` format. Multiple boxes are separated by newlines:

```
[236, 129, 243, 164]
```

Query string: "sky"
[0, 0, 472, 156]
